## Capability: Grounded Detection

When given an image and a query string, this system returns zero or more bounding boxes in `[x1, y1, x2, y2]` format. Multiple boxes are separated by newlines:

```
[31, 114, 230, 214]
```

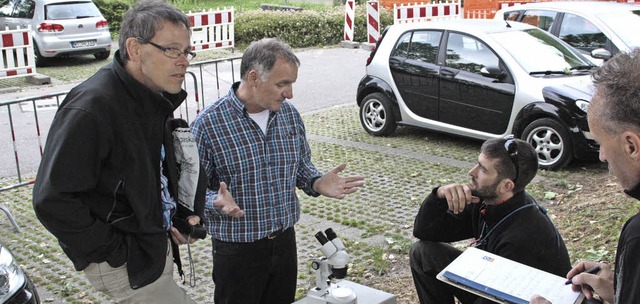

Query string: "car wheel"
[522, 118, 573, 171]
[359, 92, 397, 136]
[94, 51, 110, 60]
[33, 43, 47, 67]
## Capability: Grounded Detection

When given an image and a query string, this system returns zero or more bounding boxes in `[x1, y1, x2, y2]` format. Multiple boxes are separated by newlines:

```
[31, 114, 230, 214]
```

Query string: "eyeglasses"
[504, 135, 519, 183]
[137, 37, 196, 61]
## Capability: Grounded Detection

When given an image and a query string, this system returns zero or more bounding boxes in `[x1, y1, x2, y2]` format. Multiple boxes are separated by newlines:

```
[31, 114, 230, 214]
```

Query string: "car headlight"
[576, 99, 589, 113]
[0, 244, 27, 302]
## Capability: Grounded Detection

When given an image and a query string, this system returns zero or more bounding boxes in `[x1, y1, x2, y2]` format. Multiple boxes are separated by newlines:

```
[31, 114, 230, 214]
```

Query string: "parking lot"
[1, 99, 623, 303]
[0, 44, 626, 304]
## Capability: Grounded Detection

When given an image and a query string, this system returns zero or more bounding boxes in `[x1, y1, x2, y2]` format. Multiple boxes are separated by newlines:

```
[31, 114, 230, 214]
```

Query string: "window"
[45, 2, 101, 20]
[407, 30, 442, 64]
[13, 0, 33, 18]
[445, 33, 499, 74]
[521, 10, 557, 31]
[390, 32, 411, 58]
[558, 13, 606, 52]
[504, 11, 522, 21]
[0, 0, 14, 17]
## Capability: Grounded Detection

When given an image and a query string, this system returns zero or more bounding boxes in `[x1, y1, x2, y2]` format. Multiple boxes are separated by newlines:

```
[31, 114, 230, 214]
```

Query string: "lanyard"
[472, 203, 539, 249]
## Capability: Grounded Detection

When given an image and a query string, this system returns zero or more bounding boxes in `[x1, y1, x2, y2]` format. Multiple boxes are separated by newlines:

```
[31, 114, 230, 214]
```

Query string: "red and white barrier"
[394, 1, 462, 24]
[465, 9, 494, 19]
[187, 7, 234, 52]
[0, 26, 36, 80]
[344, 0, 355, 42]
[367, 0, 380, 44]
[498, 1, 527, 9]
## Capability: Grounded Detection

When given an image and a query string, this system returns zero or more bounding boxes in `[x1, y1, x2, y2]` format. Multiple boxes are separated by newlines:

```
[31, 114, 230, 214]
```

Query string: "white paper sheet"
[437, 247, 583, 304]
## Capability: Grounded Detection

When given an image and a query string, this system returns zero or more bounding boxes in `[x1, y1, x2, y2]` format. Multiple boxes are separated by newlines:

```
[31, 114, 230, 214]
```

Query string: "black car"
[0, 241, 40, 304]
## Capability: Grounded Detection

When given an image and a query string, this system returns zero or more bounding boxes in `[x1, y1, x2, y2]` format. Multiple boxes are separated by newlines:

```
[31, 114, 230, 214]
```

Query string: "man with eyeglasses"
[32, 1, 204, 303]
[409, 137, 571, 304]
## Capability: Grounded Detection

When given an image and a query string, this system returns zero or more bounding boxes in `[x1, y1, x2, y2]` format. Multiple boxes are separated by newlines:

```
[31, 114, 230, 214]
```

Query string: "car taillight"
[38, 23, 64, 32]
[96, 20, 108, 28]
[366, 33, 384, 66]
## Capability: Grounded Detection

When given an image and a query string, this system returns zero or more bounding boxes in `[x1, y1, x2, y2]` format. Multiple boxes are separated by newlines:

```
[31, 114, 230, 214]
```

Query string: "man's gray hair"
[118, 0, 191, 62]
[590, 48, 640, 134]
[240, 38, 300, 81]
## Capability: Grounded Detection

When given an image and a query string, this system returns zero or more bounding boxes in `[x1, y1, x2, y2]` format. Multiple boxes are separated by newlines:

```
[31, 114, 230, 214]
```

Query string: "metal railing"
[0, 55, 241, 188]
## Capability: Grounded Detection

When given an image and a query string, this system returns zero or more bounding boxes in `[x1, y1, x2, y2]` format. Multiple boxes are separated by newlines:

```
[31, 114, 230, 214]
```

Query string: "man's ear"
[125, 37, 142, 62]
[622, 131, 640, 161]
[247, 69, 259, 87]
[499, 178, 515, 194]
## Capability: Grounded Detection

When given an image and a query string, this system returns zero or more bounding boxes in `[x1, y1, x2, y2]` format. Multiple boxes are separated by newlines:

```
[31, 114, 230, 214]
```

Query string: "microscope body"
[305, 228, 357, 304]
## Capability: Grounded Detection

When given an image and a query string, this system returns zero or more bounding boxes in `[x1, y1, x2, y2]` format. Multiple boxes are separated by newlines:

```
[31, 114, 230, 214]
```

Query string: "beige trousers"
[83, 240, 195, 304]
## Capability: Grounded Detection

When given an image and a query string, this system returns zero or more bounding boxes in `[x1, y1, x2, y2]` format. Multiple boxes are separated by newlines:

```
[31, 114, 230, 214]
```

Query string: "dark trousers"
[212, 227, 297, 304]
[410, 241, 478, 304]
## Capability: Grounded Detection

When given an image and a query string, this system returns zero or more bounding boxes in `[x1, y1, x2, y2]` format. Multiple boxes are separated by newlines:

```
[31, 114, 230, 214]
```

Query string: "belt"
[267, 227, 291, 240]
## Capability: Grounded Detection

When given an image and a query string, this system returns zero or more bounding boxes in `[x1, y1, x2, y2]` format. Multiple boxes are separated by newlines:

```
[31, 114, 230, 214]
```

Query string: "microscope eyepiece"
[315, 231, 329, 245]
[325, 228, 337, 241]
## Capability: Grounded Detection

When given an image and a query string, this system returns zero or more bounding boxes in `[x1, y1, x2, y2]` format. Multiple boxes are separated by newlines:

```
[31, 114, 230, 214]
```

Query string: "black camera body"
[172, 217, 207, 240]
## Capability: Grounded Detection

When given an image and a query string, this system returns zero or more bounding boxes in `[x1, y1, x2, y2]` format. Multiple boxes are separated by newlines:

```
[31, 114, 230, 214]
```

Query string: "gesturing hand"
[312, 163, 365, 199]
[214, 182, 245, 218]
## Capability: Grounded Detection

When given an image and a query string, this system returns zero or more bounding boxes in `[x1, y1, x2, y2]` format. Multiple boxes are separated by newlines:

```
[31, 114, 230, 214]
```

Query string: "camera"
[172, 217, 207, 240]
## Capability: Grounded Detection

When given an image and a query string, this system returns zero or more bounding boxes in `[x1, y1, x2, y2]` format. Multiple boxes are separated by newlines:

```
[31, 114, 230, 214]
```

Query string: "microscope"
[305, 228, 357, 304]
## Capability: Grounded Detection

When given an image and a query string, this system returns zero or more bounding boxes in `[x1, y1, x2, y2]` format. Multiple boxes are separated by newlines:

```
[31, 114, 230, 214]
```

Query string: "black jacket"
[32, 51, 206, 289]
[614, 185, 640, 304]
[413, 188, 571, 285]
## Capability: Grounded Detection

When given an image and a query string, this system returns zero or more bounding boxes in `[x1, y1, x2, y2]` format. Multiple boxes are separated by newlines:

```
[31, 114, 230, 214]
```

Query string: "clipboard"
[436, 247, 585, 304]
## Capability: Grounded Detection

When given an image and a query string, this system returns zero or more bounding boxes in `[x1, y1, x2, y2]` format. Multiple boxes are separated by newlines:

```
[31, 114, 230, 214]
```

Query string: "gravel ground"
[0, 104, 623, 304]
[0, 104, 478, 303]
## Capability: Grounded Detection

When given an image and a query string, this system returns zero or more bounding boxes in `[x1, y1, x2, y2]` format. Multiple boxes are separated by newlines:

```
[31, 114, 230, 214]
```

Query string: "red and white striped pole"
[343, 0, 355, 42]
[367, 0, 380, 44]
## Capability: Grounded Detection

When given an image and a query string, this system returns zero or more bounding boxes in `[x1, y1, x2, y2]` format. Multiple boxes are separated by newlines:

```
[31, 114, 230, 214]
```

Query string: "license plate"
[71, 40, 97, 48]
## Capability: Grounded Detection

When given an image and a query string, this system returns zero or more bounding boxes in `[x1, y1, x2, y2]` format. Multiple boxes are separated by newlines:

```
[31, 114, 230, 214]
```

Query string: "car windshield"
[596, 10, 640, 50]
[45, 2, 102, 20]
[490, 28, 593, 75]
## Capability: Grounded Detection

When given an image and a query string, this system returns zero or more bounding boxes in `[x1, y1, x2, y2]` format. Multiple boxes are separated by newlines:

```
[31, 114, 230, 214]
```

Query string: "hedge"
[94, 0, 131, 37]
[94, 1, 393, 49]
[236, 7, 393, 48]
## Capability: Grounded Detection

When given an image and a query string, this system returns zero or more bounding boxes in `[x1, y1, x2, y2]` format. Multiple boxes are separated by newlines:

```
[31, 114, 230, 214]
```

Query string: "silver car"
[494, 1, 640, 64]
[0, 0, 111, 66]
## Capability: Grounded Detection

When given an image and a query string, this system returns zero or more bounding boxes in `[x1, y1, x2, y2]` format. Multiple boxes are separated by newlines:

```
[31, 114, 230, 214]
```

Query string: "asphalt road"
[0, 46, 371, 179]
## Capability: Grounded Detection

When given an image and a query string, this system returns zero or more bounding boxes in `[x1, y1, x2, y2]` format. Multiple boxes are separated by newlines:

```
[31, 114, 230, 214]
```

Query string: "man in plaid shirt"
[191, 37, 365, 304]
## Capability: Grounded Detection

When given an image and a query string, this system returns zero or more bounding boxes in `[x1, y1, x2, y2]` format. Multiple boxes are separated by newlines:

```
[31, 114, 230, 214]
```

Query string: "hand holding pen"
[565, 261, 614, 303]
[565, 265, 601, 285]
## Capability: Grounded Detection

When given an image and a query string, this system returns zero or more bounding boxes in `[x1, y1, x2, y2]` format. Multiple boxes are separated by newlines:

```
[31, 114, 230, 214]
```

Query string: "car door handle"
[440, 68, 458, 78]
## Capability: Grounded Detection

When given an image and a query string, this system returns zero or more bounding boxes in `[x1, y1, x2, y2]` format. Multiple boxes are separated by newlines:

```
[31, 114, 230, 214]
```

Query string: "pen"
[564, 265, 601, 285]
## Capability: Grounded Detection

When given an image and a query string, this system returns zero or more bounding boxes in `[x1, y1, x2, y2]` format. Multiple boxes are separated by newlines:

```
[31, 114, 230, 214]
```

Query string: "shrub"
[235, 6, 393, 48]
[90, 1, 394, 49]
[94, 0, 131, 35]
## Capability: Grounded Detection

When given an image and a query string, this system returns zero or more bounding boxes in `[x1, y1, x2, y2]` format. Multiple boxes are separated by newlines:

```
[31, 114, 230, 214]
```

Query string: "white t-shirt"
[248, 109, 270, 135]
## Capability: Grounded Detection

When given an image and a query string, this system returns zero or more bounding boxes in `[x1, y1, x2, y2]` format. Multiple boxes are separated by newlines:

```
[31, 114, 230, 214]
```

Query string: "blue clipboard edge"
[440, 270, 528, 304]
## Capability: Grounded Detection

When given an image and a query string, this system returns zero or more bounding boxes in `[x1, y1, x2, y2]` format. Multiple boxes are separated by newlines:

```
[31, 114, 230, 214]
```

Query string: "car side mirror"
[591, 48, 611, 61]
[480, 66, 506, 80]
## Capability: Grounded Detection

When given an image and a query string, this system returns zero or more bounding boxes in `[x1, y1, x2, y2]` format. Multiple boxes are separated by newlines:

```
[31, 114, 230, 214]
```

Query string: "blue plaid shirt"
[191, 83, 322, 243]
